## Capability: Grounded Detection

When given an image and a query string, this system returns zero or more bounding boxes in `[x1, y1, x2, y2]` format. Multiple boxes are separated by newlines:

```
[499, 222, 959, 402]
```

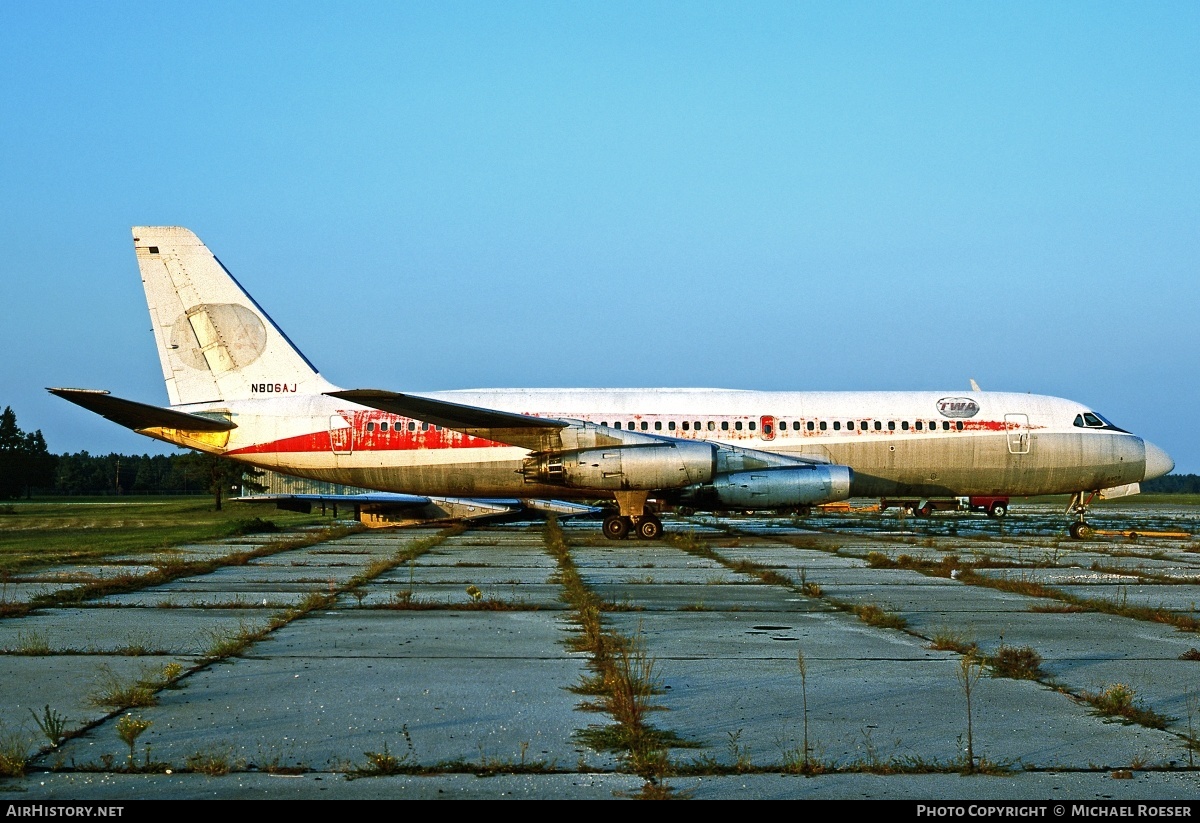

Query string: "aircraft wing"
[327, 389, 569, 451]
[47, 388, 236, 432]
[328, 388, 836, 469]
[235, 491, 601, 526]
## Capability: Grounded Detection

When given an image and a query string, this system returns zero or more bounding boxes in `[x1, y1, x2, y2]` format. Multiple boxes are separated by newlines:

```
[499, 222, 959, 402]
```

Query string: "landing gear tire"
[603, 514, 631, 540]
[1069, 521, 1093, 540]
[918, 504, 934, 517]
[988, 502, 1008, 518]
[636, 516, 663, 541]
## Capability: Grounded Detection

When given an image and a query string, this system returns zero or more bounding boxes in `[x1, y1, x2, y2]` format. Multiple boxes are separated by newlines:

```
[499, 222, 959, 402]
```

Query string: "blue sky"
[2, 2, 1197, 473]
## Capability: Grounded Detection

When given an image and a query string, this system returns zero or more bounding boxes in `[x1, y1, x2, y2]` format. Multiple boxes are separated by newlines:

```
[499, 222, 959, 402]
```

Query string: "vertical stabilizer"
[132, 226, 333, 406]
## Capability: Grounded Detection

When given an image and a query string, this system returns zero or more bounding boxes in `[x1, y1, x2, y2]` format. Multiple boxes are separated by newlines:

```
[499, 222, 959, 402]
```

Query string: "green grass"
[0, 498, 325, 575]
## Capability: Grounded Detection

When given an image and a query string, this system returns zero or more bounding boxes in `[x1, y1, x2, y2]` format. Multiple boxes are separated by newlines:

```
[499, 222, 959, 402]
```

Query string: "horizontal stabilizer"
[328, 389, 568, 451]
[47, 388, 236, 433]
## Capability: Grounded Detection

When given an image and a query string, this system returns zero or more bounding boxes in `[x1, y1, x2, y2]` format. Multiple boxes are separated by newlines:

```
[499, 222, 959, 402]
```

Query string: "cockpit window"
[1073, 411, 1128, 432]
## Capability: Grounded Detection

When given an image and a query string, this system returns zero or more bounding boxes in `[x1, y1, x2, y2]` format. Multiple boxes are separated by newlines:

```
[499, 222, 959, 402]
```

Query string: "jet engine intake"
[522, 442, 717, 490]
[710, 465, 853, 508]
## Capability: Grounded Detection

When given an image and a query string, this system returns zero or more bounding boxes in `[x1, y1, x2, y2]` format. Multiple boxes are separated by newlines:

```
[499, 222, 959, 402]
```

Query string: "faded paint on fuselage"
[141, 388, 1147, 502]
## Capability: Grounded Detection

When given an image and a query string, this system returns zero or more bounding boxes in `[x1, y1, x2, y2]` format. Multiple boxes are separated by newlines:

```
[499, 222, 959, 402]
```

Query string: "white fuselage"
[165, 387, 1155, 502]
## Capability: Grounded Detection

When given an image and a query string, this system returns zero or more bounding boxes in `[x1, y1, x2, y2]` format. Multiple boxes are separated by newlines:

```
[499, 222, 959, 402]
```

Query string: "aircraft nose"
[1142, 441, 1175, 481]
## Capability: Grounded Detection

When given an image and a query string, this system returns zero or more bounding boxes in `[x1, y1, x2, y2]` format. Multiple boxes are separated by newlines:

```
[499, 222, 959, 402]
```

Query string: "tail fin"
[132, 226, 334, 406]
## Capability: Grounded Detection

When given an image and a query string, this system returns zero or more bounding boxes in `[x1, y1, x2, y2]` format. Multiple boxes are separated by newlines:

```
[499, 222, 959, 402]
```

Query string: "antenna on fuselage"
[969, 379, 981, 391]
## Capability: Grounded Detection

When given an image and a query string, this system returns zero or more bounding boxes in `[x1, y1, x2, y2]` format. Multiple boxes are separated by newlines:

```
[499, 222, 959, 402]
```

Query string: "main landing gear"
[602, 512, 663, 540]
[601, 491, 664, 541]
[1066, 491, 1097, 540]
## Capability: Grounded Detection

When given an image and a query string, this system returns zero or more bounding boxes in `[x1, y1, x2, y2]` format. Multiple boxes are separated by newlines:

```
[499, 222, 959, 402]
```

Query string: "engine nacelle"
[711, 465, 853, 508]
[523, 442, 717, 490]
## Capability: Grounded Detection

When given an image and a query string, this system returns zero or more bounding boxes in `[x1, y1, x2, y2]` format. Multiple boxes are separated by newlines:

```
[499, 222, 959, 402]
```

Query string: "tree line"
[1, 406, 262, 509]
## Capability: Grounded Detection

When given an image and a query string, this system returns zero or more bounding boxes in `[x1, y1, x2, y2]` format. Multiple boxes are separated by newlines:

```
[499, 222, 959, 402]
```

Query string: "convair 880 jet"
[51, 227, 1174, 540]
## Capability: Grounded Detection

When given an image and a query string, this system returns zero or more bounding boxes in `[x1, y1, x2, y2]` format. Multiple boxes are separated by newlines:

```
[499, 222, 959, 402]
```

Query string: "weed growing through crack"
[727, 729, 753, 772]
[929, 627, 977, 654]
[30, 705, 68, 747]
[13, 630, 51, 655]
[356, 726, 416, 776]
[185, 744, 240, 775]
[797, 648, 813, 772]
[1081, 683, 1171, 729]
[200, 621, 267, 662]
[546, 518, 692, 792]
[989, 645, 1044, 680]
[957, 651, 985, 773]
[88, 664, 157, 709]
[0, 725, 29, 777]
[115, 714, 151, 770]
[853, 603, 907, 630]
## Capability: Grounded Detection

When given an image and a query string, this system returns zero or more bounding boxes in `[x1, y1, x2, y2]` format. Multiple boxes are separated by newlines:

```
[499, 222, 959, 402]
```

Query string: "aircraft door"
[330, 414, 354, 455]
[1005, 413, 1030, 455]
[760, 415, 776, 441]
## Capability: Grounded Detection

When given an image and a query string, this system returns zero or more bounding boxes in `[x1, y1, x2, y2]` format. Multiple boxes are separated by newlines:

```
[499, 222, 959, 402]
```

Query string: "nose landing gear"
[1067, 491, 1098, 539]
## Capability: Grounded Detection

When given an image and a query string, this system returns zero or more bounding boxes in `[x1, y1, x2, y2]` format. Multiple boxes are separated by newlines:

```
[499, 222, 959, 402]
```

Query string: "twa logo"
[251, 383, 297, 394]
[937, 397, 980, 418]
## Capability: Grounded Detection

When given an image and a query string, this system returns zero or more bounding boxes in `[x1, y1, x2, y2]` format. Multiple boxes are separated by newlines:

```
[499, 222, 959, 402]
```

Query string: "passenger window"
[806, 421, 815, 431]
[874, 421, 882, 431]
[956, 421, 964, 431]
[408, 421, 416, 431]
[819, 421, 827, 431]
[694, 421, 701, 430]
[613, 422, 621, 429]
[902, 421, 909, 430]
[888, 421, 896, 431]
[735, 421, 743, 431]
[380, 421, 389, 432]
[721, 421, 729, 431]
[748, 421, 756, 431]
[846, 421, 854, 431]
[654, 421, 662, 431]
[793, 421, 801, 430]
[914, 421, 922, 431]
[707, 421, 716, 431]
[681, 421, 689, 431]
[833, 421, 841, 431]
[640, 422, 648, 431]
[422, 423, 430, 431]
[366, 422, 376, 432]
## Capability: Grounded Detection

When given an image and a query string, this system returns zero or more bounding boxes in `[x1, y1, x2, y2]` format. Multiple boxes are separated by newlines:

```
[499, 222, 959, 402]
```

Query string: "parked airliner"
[50, 227, 1174, 539]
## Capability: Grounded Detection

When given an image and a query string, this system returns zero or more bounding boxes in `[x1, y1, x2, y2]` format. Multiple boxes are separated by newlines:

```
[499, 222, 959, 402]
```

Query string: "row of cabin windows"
[605, 420, 753, 432]
[597, 419, 967, 433]
[362, 418, 968, 434]
[365, 421, 439, 433]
